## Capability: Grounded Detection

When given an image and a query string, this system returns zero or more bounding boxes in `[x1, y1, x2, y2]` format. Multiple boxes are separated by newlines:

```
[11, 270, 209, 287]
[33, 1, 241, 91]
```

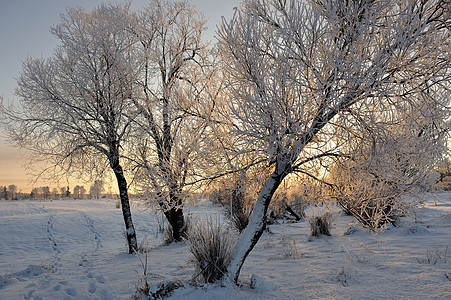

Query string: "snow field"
[0, 193, 450, 299]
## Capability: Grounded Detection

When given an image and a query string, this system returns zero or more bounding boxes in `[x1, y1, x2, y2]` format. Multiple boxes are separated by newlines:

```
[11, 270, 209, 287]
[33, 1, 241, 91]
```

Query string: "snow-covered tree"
[130, 0, 214, 241]
[51, 188, 59, 199]
[42, 186, 51, 200]
[329, 101, 447, 230]
[0, 4, 139, 252]
[7, 185, 17, 200]
[218, 0, 450, 283]
[89, 180, 105, 199]
[0, 186, 6, 200]
[30, 187, 41, 199]
[73, 185, 87, 199]
[59, 187, 67, 198]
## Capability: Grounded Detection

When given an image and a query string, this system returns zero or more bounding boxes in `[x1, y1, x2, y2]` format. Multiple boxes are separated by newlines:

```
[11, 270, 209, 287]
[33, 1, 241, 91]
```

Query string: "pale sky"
[0, 0, 240, 192]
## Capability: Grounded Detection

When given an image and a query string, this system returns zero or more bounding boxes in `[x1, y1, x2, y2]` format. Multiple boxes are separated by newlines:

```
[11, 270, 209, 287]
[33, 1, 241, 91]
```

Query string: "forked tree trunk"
[112, 160, 138, 253]
[224, 165, 288, 284]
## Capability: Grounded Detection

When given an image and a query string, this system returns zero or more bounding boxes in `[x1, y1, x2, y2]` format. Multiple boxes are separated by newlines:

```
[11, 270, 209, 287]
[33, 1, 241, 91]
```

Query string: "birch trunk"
[112, 159, 138, 253]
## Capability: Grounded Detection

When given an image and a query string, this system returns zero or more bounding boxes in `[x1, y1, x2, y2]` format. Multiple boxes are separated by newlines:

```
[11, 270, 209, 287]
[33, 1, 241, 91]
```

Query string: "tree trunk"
[112, 161, 138, 253]
[163, 190, 185, 242]
[224, 166, 287, 284]
[286, 205, 302, 221]
[164, 206, 185, 241]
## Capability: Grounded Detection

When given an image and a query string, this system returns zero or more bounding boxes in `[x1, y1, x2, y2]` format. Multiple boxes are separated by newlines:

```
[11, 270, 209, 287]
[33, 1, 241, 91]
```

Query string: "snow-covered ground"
[0, 193, 450, 299]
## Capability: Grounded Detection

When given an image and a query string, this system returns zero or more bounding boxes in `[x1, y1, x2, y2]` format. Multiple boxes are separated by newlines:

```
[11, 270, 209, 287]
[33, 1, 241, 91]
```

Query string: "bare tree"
[0, 4, 139, 253]
[130, 0, 213, 241]
[218, 0, 450, 283]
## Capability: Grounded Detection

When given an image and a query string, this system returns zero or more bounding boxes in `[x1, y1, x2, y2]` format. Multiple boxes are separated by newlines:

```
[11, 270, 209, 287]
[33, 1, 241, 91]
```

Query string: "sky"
[0, 0, 241, 192]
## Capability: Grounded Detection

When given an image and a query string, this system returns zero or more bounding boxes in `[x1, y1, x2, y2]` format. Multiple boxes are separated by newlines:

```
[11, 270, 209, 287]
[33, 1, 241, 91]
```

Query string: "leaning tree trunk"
[111, 158, 138, 253]
[224, 164, 288, 284]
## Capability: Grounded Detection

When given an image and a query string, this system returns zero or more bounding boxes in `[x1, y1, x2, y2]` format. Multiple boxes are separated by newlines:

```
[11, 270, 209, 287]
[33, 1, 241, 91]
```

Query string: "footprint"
[53, 284, 61, 291]
[64, 288, 77, 297]
[88, 281, 97, 294]
[80, 213, 103, 251]
[95, 275, 105, 284]
[47, 216, 60, 253]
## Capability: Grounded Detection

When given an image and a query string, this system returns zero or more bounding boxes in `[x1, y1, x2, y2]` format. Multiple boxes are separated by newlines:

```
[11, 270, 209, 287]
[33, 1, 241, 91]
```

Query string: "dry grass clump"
[187, 214, 235, 283]
[308, 212, 335, 237]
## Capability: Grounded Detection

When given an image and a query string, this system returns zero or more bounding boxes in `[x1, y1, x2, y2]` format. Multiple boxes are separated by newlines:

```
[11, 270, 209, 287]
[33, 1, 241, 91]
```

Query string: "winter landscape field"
[0, 0, 450, 299]
[0, 192, 450, 299]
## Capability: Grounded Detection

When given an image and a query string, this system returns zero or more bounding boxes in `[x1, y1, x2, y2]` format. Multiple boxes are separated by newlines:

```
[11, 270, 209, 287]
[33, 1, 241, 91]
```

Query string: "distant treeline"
[0, 180, 118, 200]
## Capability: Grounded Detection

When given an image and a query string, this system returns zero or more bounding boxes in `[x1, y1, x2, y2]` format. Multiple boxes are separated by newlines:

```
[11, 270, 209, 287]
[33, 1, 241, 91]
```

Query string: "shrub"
[328, 129, 440, 232]
[308, 212, 334, 237]
[132, 253, 151, 299]
[273, 179, 328, 222]
[208, 188, 229, 205]
[226, 180, 252, 232]
[280, 234, 304, 259]
[187, 214, 235, 283]
[147, 280, 184, 299]
[417, 246, 449, 265]
[213, 174, 253, 233]
[267, 191, 288, 223]
[291, 194, 309, 219]
[331, 171, 408, 231]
